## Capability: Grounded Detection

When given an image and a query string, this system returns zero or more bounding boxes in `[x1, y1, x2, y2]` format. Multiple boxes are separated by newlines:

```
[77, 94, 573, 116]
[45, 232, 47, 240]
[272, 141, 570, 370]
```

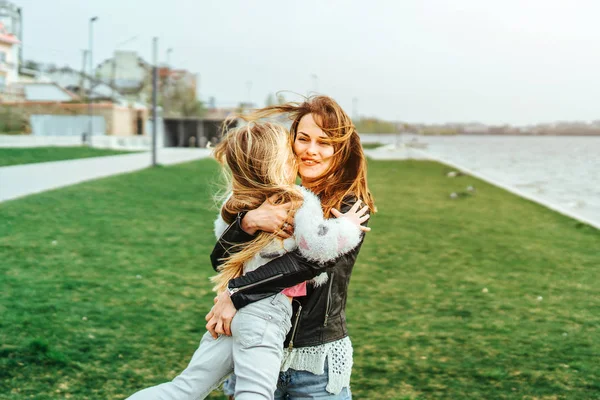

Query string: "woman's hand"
[241, 195, 294, 238]
[331, 200, 371, 232]
[205, 291, 237, 338]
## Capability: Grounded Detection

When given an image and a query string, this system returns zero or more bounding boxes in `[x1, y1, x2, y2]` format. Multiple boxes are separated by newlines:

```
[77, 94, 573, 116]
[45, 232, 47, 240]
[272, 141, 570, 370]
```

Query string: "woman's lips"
[301, 159, 319, 166]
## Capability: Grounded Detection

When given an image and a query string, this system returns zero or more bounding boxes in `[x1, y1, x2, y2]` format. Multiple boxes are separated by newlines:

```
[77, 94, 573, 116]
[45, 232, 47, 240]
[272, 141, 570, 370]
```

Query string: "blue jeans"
[274, 360, 352, 400]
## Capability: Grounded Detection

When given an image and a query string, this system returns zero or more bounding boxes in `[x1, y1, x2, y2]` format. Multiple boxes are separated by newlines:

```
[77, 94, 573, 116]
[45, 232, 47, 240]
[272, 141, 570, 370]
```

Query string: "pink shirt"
[282, 281, 307, 297]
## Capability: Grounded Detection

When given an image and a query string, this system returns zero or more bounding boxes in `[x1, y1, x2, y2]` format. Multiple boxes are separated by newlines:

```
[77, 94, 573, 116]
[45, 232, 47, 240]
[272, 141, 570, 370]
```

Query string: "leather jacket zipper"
[228, 273, 284, 294]
[323, 272, 335, 327]
[288, 300, 303, 349]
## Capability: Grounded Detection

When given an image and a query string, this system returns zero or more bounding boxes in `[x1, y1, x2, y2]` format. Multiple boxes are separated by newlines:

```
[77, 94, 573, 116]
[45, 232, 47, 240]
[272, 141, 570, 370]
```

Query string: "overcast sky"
[13, 0, 600, 125]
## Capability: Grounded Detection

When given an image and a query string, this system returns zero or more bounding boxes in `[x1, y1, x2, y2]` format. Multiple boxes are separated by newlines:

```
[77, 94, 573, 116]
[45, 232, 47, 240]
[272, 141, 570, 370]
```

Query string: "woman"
[207, 95, 375, 399]
[127, 121, 369, 400]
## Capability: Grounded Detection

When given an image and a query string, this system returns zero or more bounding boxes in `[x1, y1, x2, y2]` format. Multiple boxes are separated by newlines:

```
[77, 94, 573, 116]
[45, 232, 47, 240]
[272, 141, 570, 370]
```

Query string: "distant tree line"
[0, 107, 28, 134]
[161, 83, 206, 118]
[354, 117, 398, 134]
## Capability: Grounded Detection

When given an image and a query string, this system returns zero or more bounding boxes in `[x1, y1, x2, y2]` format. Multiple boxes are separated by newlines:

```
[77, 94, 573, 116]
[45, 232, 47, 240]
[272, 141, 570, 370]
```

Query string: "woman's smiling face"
[293, 113, 334, 183]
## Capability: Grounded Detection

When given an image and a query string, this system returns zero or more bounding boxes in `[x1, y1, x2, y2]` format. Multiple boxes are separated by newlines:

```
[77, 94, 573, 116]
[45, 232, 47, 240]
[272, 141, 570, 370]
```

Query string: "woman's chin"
[298, 168, 323, 181]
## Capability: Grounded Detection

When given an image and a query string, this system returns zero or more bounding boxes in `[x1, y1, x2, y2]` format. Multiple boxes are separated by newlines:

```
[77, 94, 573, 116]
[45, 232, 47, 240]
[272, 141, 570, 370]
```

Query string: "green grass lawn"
[1, 159, 598, 399]
[0, 147, 136, 167]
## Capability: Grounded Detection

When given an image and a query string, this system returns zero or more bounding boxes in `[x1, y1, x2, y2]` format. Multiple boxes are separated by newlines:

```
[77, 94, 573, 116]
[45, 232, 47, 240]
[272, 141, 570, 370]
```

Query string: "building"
[45, 66, 121, 101]
[159, 67, 199, 117]
[159, 67, 197, 94]
[0, 21, 19, 91]
[1, 96, 149, 136]
[0, 0, 21, 66]
[1, 77, 149, 137]
[163, 116, 227, 148]
[95, 51, 152, 104]
[20, 82, 78, 102]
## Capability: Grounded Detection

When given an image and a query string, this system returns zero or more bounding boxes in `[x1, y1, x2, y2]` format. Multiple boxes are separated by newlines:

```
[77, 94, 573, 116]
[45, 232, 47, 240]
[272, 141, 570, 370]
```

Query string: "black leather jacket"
[210, 199, 367, 348]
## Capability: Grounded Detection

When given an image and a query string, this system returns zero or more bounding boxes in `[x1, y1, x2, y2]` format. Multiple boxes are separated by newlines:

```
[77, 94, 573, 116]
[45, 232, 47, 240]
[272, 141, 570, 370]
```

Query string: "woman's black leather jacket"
[210, 199, 367, 348]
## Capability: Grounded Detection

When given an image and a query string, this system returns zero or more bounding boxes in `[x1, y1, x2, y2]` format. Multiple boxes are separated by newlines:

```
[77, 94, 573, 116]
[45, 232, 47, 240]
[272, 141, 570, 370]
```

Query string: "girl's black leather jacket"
[210, 199, 367, 348]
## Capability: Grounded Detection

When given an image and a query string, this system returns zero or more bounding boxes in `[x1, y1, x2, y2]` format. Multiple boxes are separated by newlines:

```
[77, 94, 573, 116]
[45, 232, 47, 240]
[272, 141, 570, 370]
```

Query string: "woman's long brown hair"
[238, 95, 375, 217]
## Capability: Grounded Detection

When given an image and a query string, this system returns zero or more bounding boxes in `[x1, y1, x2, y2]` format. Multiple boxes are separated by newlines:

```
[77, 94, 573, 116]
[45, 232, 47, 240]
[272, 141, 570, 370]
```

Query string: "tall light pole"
[88, 16, 98, 144]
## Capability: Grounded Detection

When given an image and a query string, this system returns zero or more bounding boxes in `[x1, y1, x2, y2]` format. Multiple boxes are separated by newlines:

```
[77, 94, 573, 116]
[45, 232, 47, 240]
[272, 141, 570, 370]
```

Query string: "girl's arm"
[210, 194, 292, 271]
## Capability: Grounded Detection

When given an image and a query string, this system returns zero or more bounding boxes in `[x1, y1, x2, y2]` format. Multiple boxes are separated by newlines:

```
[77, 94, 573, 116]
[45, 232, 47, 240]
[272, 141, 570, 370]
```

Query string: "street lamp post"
[88, 16, 98, 145]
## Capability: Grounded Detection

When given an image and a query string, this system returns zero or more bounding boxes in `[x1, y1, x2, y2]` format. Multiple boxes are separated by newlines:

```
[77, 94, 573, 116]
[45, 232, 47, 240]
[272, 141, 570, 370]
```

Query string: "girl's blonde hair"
[211, 121, 302, 293]
[238, 95, 375, 217]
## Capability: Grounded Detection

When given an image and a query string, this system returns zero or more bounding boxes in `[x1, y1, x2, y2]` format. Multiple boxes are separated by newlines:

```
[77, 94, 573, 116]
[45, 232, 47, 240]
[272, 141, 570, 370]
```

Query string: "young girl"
[127, 121, 369, 400]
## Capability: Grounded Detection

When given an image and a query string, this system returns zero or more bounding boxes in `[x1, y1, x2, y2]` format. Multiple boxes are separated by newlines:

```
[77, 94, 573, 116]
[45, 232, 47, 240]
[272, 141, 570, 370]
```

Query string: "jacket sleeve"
[228, 249, 353, 309]
[210, 212, 256, 272]
[228, 197, 369, 309]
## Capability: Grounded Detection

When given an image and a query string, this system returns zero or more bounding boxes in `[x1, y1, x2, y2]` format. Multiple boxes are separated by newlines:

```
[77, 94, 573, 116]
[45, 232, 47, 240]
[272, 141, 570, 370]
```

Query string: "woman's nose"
[306, 141, 318, 155]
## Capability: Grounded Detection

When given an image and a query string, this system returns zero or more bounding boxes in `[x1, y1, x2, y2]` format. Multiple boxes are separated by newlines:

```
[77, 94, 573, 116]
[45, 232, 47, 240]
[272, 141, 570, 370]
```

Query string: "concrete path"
[0, 148, 212, 203]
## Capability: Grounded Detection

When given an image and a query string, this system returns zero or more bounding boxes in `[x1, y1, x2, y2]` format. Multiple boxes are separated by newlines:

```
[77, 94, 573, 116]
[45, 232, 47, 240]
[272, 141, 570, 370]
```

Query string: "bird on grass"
[449, 186, 476, 199]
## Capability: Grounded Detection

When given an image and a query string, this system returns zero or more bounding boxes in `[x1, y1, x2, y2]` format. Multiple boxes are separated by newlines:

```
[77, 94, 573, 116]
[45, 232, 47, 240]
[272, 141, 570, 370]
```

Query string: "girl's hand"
[241, 195, 294, 238]
[331, 200, 371, 232]
[205, 291, 237, 338]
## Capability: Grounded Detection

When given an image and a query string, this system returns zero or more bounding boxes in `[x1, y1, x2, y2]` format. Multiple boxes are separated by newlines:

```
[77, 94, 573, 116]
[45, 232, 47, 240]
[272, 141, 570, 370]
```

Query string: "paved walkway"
[0, 148, 212, 203]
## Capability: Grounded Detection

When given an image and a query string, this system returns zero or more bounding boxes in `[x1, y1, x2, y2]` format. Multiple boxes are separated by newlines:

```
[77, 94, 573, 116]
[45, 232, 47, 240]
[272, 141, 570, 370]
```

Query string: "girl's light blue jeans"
[127, 292, 292, 400]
